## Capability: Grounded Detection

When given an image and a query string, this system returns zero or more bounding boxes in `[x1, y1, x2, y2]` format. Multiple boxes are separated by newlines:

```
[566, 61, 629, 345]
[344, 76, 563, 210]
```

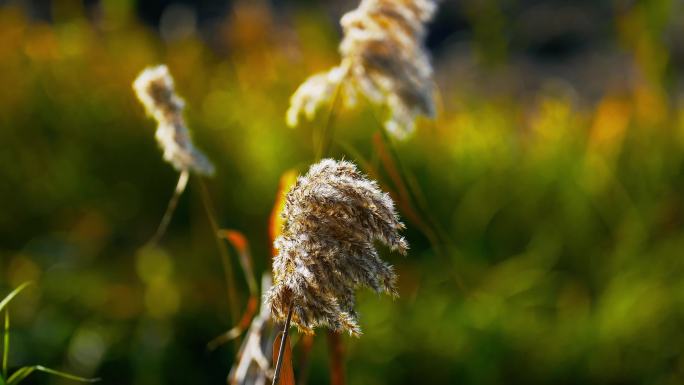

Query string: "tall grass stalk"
[207, 230, 260, 350]
[149, 170, 189, 245]
[3, 309, 9, 379]
[271, 307, 293, 385]
[295, 335, 315, 385]
[197, 176, 241, 331]
[374, 120, 468, 292]
[326, 332, 345, 385]
[314, 79, 345, 161]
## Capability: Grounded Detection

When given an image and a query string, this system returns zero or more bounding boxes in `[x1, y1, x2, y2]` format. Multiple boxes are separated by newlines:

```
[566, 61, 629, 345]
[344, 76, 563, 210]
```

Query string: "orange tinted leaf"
[207, 296, 259, 350]
[327, 332, 345, 385]
[224, 230, 248, 253]
[272, 332, 295, 385]
[220, 229, 258, 295]
[269, 170, 298, 258]
[296, 334, 315, 385]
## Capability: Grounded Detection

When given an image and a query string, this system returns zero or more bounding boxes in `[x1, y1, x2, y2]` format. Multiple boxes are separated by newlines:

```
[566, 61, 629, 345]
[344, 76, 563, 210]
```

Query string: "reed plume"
[266, 159, 408, 336]
[286, 0, 438, 139]
[133, 65, 215, 175]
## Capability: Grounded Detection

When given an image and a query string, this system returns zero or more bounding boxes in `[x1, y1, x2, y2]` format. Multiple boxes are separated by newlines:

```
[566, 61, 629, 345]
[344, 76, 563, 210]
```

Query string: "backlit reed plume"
[286, 0, 438, 140]
[133, 65, 215, 175]
[266, 159, 408, 336]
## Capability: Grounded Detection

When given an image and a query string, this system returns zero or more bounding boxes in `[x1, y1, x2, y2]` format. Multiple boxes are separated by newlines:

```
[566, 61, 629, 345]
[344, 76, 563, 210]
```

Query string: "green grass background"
[2, 1, 684, 384]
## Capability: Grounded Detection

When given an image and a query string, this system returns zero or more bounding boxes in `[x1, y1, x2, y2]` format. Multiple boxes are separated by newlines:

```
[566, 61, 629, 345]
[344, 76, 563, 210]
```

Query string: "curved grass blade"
[2, 282, 33, 380]
[149, 169, 190, 245]
[196, 176, 240, 329]
[207, 296, 258, 351]
[7, 365, 99, 385]
[6, 367, 31, 385]
[0, 283, 32, 314]
[207, 230, 260, 350]
[220, 230, 258, 296]
[3, 310, 8, 379]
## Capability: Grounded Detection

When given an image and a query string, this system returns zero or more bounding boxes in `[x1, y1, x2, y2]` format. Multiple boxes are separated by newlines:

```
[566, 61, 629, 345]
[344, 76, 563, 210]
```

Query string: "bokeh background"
[2, 0, 684, 384]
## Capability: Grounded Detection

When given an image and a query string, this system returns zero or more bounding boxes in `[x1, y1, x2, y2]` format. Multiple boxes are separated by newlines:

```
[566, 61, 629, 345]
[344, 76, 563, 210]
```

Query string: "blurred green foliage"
[1, 1, 684, 385]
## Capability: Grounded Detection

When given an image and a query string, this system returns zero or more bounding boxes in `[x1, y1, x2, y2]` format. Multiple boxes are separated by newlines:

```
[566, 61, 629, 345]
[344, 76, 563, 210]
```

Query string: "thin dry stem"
[272, 307, 293, 385]
[197, 176, 241, 332]
[149, 170, 189, 245]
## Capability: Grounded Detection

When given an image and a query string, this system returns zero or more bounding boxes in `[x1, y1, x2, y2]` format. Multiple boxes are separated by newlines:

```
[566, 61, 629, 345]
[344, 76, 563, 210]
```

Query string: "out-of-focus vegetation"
[2, 1, 684, 384]
[0, 282, 98, 385]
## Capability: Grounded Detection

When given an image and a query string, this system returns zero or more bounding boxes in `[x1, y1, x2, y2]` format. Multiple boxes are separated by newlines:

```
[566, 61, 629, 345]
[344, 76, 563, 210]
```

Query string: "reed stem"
[3, 309, 8, 379]
[196, 176, 241, 332]
[315, 74, 345, 161]
[375, 125, 467, 292]
[149, 170, 189, 245]
[272, 306, 293, 385]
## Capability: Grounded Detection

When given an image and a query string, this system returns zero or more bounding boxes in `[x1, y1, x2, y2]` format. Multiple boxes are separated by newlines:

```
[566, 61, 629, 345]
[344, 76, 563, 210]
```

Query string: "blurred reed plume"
[266, 159, 408, 337]
[133, 65, 215, 176]
[286, 0, 438, 139]
[133, 64, 217, 244]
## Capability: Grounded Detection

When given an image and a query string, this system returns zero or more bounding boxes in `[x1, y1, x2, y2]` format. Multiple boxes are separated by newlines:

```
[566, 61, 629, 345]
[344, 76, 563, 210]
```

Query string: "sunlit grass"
[0, 283, 99, 385]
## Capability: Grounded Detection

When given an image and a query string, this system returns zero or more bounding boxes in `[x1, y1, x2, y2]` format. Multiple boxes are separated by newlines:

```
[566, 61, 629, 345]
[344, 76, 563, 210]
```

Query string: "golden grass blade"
[269, 170, 298, 258]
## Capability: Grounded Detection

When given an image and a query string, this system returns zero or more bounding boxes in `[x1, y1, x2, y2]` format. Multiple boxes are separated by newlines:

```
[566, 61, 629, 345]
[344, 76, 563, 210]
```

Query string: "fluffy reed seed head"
[133, 65, 215, 175]
[286, 0, 438, 140]
[266, 159, 408, 336]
